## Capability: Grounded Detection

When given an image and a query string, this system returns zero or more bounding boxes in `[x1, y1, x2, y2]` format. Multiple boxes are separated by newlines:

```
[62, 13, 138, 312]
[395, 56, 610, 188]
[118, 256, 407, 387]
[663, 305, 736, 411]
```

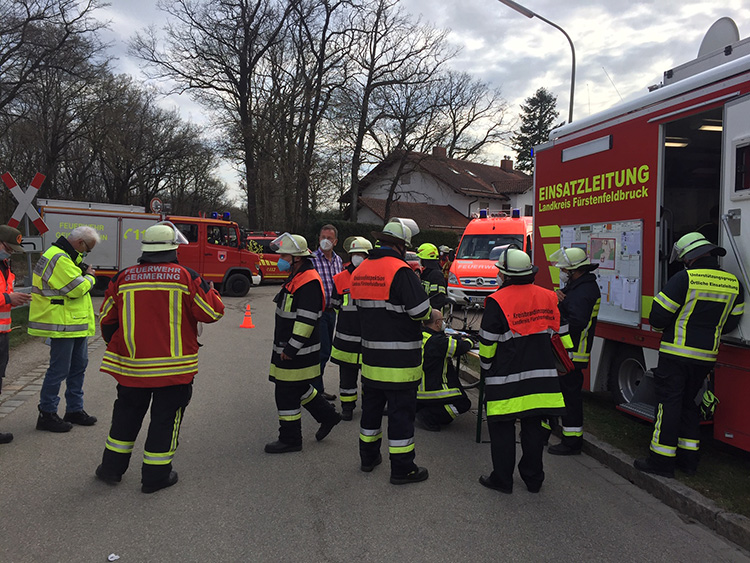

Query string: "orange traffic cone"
[240, 304, 255, 328]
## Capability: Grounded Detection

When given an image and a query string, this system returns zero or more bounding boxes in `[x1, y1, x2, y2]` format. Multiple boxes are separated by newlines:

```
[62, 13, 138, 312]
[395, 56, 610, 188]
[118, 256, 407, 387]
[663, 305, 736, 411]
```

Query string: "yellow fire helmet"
[417, 243, 439, 260]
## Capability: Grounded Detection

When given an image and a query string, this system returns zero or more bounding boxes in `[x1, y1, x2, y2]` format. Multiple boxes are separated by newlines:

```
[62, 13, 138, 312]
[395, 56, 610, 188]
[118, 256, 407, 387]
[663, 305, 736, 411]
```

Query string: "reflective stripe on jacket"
[270, 261, 325, 382]
[558, 272, 601, 366]
[650, 258, 744, 364]
[479, 282, 565, 420]
[351, 247, 431, 389]
[418, 328, 471, 402]
[28, 239, 95, 338]
[331, 266, 361, 367]
[0, 262, 15, 333]
[99, 259, 224, 387]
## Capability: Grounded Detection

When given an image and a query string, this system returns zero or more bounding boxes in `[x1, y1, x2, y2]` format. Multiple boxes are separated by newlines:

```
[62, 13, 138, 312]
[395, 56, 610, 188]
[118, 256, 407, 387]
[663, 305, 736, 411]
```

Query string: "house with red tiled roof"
[341, 147, 533, 231]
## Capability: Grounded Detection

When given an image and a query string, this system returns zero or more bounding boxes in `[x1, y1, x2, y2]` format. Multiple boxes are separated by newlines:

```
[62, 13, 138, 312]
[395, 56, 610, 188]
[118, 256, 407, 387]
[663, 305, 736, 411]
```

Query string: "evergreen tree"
[511, 88, 562, 173]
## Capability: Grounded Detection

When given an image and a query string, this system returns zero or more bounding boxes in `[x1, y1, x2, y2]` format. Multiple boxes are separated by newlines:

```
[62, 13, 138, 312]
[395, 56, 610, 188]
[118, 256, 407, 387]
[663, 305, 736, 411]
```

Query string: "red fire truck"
[533, 18, 750, 452]
[38, 199, 262, 297]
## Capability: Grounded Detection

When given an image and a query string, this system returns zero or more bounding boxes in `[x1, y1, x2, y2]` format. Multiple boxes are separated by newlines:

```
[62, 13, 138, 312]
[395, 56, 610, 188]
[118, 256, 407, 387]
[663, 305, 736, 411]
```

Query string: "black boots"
[0, 432, 13, 444]
[63, 410, 97, 426]
[264, 441, 302, 454]
[390, 467, 429, 485]
[142, 471, 179, 494]
[36, 407, 73, 433]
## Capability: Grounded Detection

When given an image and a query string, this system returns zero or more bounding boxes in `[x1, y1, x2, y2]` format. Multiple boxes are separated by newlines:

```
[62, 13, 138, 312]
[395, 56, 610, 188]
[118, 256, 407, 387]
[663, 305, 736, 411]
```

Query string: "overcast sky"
[97, 0, 750, 195]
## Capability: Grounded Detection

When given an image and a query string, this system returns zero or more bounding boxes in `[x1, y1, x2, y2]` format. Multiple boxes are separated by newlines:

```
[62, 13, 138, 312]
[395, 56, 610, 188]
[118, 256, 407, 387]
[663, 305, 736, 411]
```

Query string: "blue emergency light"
[511, 208, 520, 218]
[211, 211, 218, 219]
[479, 209, 488, 218]
[223, 212, 231, 220]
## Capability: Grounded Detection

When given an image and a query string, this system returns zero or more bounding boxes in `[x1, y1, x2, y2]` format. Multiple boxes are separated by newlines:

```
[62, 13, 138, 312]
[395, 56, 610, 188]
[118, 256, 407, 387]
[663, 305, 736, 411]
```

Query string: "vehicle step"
[616, 401, 655, 422]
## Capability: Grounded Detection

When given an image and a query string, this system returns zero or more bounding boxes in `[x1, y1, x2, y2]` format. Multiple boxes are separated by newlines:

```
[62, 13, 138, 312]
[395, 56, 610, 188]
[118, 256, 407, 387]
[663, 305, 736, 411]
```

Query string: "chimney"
[500, 155, 513, 172]
[432, 146, 447, 158]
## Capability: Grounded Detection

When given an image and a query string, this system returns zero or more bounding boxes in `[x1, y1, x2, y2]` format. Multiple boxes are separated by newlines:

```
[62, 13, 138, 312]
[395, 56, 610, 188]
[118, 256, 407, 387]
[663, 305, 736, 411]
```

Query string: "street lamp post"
[497, 0, 576, 123]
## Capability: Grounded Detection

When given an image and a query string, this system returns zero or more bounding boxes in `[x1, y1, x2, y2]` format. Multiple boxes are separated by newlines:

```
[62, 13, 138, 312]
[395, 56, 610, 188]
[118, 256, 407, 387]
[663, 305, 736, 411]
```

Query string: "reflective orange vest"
[0, 263, 15, 333]
[350, 256, 406, 300]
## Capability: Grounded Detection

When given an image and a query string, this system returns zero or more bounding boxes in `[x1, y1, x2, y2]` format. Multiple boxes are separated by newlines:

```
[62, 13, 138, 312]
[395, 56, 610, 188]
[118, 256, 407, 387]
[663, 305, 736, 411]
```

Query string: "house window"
[479, 201, 489, 209]
[525, 204, 533, 216]
[401, 173, 411, 185]
[501, 203, 511, 212]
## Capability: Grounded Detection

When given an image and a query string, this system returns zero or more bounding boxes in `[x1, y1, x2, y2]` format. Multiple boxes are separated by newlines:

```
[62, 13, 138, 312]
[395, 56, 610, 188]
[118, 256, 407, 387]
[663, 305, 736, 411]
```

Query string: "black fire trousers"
[558, 367, 584, 449]
[100, 383, 192, 486]
[649, 354, 710, 471]
[359, 384, 418, 478]
[487, 415, 546, 492]
[338, 363, 359, 408]
[275, 380, 339, 445]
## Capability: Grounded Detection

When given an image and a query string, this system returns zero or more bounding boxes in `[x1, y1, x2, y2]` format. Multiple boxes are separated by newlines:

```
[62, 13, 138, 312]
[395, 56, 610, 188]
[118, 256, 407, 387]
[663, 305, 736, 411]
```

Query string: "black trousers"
[558, 367, 584, 449]
[487, 416, 545, 492]
[649, 354, 709, 471]
[338, 363, 359, 408]
[274, 381, 339, 445]
[359, 384, 418, 478]
[0, 331, 8, 392]
[416, 392, 471, 426]
[100, 383, 192, 486]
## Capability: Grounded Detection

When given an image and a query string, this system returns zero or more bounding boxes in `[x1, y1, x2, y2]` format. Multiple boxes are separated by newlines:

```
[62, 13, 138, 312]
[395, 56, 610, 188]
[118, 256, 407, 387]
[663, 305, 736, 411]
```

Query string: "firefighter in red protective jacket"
[547, 247, 601, 456]
[351, 218, 432, 485]
[330, 236, 372, 421]
[478, 248, 566, 494]
[95, 222, 225, 493]
[415, 308, 473, 431]
[634, 233, 744, 477]
[265, 233, 341, 454]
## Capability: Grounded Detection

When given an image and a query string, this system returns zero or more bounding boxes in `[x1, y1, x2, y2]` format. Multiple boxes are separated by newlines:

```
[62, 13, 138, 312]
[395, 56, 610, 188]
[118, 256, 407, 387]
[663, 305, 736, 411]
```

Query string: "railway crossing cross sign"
[1, 172, 49, 234]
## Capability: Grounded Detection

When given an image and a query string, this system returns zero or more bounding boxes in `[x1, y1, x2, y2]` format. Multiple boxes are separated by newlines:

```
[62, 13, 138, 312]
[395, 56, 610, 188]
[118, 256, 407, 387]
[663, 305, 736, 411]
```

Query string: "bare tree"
[340, 0, 453, 221]
[131, 0, 299, 229]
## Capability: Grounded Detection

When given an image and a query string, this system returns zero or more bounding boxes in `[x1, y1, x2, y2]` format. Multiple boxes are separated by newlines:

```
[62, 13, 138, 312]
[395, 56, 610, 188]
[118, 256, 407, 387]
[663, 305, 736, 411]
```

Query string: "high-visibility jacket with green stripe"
[649, 256, 744, 365]
[0, 261, 16, 333]
[270, 261, 325, 383]
[479, 280, 565, 421]
[99, 255, 225, 387]
[420, 263, 448, 310]
[558, 271, 601, 367]
[330, 265, 361, 367]
[351, 247, 431, 389]
[418, 327, 472, 402]
[28, 238, 95, 338]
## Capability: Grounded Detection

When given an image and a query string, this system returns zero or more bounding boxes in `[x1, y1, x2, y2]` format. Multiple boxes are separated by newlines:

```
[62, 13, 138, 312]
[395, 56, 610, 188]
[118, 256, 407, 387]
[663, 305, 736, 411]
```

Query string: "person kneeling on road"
[415, 309, 473, 432]
[265, 233, 341, 454]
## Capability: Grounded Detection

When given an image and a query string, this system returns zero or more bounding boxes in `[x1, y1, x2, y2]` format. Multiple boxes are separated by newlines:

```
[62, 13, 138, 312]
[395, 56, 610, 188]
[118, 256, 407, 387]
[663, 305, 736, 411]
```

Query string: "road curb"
[459, 365, 750, 552]
[582, 433, 750, 552]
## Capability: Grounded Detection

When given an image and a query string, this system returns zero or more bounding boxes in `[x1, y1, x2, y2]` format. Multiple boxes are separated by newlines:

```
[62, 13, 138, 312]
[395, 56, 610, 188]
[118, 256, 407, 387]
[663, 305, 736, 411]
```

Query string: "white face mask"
[496, 273, 504, 286]
[319, 239, 333, 252]
[440, 320, 447, 331]
[351, 255, 365, 267]
[559, 271, 570, 285]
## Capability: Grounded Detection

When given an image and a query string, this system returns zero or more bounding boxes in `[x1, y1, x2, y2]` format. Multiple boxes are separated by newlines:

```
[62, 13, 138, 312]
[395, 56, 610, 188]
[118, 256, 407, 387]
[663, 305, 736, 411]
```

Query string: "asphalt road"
[1, 285, 748, 562]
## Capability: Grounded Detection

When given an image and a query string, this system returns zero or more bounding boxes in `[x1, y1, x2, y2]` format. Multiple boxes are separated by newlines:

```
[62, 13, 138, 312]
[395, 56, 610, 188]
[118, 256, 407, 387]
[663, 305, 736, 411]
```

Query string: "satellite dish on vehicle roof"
[698, 18, 740, 58]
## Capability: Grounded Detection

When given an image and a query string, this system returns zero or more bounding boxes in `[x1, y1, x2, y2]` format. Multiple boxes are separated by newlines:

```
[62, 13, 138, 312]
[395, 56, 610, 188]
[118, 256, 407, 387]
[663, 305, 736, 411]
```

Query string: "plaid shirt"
[311, 248, 343, 309]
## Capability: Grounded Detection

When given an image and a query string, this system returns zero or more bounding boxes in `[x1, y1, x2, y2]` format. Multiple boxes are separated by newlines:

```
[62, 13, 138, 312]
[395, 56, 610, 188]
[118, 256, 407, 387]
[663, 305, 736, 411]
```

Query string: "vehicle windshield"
[456, 234, 523, 260]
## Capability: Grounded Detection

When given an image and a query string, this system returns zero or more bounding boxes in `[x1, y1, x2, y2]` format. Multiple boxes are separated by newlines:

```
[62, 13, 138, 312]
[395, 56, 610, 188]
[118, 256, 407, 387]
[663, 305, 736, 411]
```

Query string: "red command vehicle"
[38, 200, 261, 297]
[532, 20, 750, 452]
[245, 231, 286, 282]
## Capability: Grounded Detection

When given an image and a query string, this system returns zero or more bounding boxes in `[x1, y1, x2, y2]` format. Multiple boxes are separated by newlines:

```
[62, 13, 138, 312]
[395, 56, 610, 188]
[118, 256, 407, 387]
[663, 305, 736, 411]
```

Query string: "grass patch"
[9, 305, 32, 348]
[583, 392, 750, 518]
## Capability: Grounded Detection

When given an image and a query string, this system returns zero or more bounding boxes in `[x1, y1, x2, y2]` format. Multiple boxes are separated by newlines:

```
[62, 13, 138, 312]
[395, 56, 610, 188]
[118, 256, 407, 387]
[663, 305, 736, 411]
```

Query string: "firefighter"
[634, 232, 744, 477]
[415, 308, 473, 431]
[351, 218, 432, 485]
[330, 236, 372, 421]
[478, 248, 566, 494]
[417, 243, 448, 310]
[547, 247, 601, 456]
[265, 233, 341, 453]
[95, 222, 225, 493]
[439, 245, 453, 282]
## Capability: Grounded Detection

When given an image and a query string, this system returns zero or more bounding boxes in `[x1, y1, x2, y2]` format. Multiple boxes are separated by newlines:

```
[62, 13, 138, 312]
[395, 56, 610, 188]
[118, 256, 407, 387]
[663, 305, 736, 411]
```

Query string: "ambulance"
[532, 18, 750, 452]
[447, 210, 533, 304]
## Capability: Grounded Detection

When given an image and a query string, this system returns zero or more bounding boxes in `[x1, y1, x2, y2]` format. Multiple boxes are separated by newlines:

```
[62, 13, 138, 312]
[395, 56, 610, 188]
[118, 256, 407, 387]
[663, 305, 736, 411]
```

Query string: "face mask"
[496, 274, 504, 286]
[277, 258, 291, 272]
[319, 239, 333, 252]
[0, 251, 10, 261]
[440, 320, 447, 331]
[559, 271, 569, 285]
[351, 255, 364, 267]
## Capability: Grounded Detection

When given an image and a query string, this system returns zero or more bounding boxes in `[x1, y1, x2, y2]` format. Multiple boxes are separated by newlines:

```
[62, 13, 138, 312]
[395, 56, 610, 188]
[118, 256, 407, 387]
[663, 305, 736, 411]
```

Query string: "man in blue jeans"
[28, 226, 100, 432]
[310, 224, 342, 401]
